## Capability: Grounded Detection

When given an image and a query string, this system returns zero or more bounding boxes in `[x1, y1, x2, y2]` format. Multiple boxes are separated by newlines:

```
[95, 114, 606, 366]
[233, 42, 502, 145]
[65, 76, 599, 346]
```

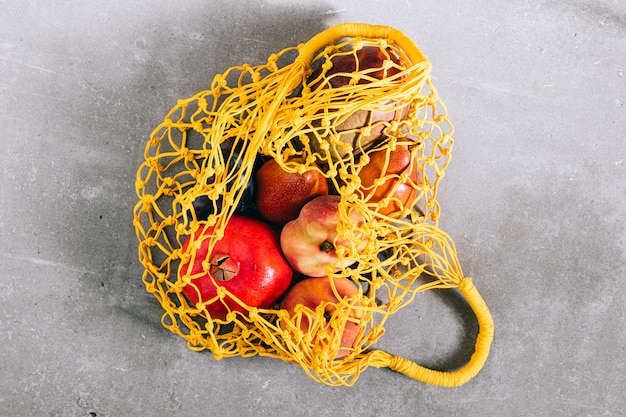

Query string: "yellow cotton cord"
[133, 22, 493, 387]
[364, 278, 494, 387]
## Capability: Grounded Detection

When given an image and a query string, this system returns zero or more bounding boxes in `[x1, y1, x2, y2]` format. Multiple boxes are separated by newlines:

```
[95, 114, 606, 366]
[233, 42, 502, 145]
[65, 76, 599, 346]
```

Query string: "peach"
[280, 276, 363, 358]
[358, 143, 420, 216]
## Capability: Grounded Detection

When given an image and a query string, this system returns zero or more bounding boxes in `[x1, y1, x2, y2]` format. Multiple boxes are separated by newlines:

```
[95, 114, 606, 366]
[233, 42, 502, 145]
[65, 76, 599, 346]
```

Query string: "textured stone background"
[1, 1, 624, 416]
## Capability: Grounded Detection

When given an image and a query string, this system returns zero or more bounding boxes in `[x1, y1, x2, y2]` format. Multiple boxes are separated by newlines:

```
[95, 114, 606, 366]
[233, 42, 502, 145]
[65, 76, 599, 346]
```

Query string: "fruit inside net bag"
[133, 23, 493, 387]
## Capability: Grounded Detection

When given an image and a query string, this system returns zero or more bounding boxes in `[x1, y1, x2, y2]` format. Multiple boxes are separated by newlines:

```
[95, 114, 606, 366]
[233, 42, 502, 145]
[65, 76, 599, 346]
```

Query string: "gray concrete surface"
[1, 1, 625, 416]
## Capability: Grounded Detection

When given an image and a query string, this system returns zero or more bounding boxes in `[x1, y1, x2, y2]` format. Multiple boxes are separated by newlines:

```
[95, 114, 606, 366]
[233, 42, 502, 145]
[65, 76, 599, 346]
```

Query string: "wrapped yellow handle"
[296, 22, 429, 68]
[367, 278, 494, 387]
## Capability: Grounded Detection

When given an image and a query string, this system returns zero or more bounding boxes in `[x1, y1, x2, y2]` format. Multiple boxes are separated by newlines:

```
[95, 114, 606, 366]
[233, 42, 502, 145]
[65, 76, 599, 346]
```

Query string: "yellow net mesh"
[133, 23, 493, 387]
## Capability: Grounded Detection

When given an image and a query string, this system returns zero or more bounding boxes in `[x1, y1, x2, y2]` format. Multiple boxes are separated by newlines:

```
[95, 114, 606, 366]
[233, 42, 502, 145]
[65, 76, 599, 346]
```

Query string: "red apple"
[280, 276, 363, 358]
[179, 215, 293, 320]
[280, 195, 367, 277]
[255, 155, 328, 225]
[307, 45, 410, 158]
[358, 142, 420, 217]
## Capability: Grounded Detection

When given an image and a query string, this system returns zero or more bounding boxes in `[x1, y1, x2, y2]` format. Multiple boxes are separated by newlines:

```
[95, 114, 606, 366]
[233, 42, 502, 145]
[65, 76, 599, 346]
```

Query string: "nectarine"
[280, 195, 367, 277]
[358, 143, 420, 217]
[255, 155, 328, 225]
[280, 276, 363, 358]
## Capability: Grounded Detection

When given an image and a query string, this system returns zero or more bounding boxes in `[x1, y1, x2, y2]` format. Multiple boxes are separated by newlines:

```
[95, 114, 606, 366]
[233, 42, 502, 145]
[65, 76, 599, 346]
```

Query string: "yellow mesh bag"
[133, 23, 494, 387]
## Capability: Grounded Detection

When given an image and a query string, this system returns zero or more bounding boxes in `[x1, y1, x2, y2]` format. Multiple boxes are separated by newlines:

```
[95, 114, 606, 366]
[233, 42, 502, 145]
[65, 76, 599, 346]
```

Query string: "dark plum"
[191, 176, 254, 220]
[190, 150, 258, 221]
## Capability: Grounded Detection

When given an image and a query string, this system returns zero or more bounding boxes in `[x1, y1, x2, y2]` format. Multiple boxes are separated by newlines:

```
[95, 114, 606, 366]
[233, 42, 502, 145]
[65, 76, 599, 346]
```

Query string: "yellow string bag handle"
[133, 22, 494, 387]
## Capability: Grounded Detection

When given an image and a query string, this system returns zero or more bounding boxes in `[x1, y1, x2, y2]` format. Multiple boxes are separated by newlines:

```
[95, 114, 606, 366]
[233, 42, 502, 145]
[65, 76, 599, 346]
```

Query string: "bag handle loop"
[296, 22, 430, 69]
[366, 278, 494, 386]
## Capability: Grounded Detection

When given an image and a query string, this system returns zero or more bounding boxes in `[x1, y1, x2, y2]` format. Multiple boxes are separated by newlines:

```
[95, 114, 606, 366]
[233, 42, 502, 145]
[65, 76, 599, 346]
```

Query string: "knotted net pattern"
[133, 23, 493, 387]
